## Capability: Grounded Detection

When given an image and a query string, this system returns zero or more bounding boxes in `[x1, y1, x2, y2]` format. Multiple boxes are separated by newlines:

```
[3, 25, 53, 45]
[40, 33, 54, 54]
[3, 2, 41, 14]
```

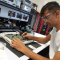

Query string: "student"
[11, 1, 60, 60]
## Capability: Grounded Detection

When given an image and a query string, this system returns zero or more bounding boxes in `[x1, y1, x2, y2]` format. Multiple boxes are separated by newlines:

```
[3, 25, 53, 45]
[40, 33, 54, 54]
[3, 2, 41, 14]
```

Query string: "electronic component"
[20, 0, 32, 12]
[7, 0, 16, 7]
[28, 45, 36, 50]
[7, 0, 21, 8]
[1, 32, 33, 45]
[0, 0, 8, 3]
[17, 13, 22, 19]
[0, 5, 29, 22]
[23, 15, 28, 20]
[8, 11, 15, 17]
[9, 0, 14, 2]
[23, 5, 31, 12]
[15, 0, 21, 8]
[23, 14, 29, 21]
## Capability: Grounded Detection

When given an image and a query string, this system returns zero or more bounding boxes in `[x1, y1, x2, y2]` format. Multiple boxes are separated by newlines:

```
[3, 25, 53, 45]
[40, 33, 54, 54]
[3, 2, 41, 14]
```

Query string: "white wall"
[30, 0, 60, 12]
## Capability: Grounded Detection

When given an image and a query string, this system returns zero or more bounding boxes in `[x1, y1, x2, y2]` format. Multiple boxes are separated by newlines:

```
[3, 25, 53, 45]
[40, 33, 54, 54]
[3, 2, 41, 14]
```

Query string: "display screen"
[9, 0, 14, 2]
[24, 5, 29, 11]
[25, 0, 30, 4]
[24, 5, 31, 12]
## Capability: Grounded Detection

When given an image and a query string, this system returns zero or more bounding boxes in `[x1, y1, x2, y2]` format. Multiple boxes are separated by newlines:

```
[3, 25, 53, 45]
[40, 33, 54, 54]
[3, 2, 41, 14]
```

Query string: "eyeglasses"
[42, 11, 56, 21]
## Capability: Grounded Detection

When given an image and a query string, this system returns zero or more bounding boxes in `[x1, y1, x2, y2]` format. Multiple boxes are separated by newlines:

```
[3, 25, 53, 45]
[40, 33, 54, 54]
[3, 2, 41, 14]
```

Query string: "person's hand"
[22, 32, 32, 40]
[11, 38, 26, 52]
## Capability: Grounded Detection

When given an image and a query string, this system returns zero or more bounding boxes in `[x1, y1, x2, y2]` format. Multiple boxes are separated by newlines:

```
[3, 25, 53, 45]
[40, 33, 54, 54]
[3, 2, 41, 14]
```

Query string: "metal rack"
[0, 1, 30, 14]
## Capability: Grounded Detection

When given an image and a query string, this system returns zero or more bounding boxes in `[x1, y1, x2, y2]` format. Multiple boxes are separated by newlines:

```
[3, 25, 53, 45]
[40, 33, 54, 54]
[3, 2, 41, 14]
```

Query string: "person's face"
[43, 10, 58, 28]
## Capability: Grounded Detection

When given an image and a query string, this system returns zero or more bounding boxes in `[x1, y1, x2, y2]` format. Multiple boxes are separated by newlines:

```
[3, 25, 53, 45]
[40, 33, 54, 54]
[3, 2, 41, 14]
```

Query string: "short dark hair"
[40, 1, 60, 17]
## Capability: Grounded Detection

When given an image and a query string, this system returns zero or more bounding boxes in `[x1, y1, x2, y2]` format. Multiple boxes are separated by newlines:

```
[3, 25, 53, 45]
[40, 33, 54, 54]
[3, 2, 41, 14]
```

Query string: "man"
[11, 1, 60, 60]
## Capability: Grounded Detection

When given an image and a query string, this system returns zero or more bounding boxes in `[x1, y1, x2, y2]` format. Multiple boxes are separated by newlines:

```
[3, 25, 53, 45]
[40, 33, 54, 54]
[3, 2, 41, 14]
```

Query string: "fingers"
[11, 39, 18, 47]
[15, 38, 21, 41]
[11, 38, 19, 43]
[11, 39, 15, 45]
[11, 38, 21, 44]
[11, 38, 25, 52]
[22, 32, 26, 36]
[21, 32, 27, 37]
[13, 38, 16, 41]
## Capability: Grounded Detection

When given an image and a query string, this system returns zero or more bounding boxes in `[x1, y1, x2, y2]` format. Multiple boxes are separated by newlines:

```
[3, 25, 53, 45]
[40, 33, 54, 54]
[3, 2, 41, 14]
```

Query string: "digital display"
[24, 6, 28, 11]
[24, 5, 31, 12]
[9, 0, 14, 2]
[24, 5, 29, 11]
[25, 0, 30, 4]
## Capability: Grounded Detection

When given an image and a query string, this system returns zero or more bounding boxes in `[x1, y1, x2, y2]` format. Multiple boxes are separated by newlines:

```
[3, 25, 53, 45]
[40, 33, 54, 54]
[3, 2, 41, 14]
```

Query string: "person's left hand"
[11, 38, 26, 52]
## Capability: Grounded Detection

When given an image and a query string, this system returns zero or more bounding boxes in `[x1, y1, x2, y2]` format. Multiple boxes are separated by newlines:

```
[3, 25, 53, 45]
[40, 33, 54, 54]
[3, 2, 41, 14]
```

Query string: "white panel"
[0, 5, 29, 22]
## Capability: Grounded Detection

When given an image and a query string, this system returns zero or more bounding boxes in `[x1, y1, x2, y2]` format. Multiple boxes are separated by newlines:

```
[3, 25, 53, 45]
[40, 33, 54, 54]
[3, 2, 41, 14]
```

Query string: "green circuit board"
[5, 34, 25, 41]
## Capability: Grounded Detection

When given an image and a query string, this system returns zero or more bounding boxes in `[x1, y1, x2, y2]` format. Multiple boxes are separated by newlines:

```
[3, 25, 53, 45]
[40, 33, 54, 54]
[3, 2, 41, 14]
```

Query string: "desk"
[0, 32, 50, 60]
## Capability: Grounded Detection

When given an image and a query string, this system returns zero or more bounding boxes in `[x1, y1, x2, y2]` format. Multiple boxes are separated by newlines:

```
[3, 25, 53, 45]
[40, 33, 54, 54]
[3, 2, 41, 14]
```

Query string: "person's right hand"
[21, 32, 32, 40]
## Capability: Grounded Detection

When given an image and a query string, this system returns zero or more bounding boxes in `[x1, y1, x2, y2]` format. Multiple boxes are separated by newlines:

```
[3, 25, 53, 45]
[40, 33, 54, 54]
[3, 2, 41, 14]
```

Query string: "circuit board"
[1, 32, 33, 44]
[5, 34, 28, 42]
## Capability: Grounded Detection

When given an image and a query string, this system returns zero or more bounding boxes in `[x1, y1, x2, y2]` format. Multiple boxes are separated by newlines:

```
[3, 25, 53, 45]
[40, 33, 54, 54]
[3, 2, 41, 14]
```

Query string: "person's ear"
[55, 10, 59, 18]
